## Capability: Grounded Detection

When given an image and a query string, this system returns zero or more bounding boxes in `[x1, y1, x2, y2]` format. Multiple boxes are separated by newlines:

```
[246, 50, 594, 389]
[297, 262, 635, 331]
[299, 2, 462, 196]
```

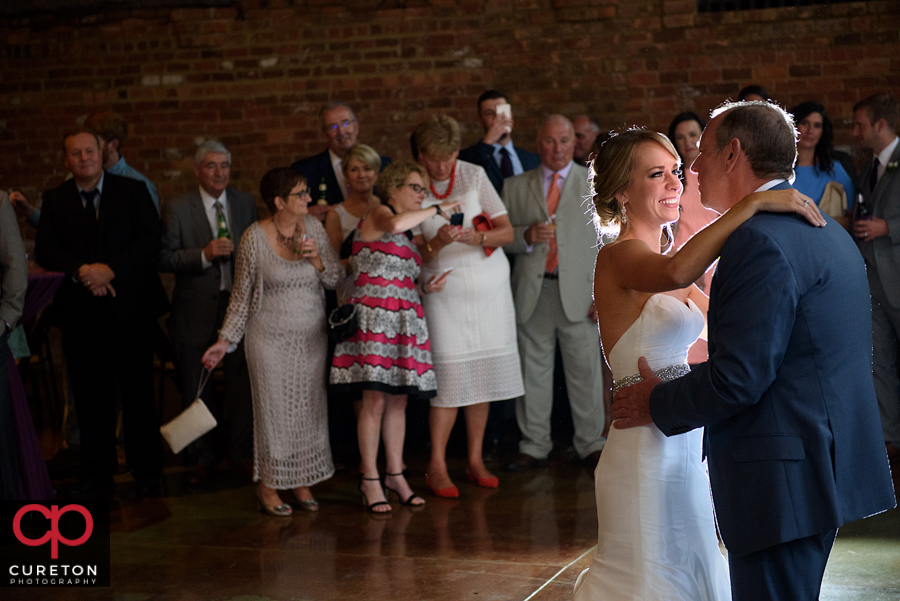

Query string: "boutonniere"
[887, 161, 899, 174]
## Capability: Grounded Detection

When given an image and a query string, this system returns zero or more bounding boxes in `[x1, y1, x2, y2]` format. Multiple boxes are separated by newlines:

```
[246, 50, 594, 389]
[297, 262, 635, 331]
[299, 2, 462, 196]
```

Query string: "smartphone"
[495, 103, 512, 133]
[450, 212, 464, 227]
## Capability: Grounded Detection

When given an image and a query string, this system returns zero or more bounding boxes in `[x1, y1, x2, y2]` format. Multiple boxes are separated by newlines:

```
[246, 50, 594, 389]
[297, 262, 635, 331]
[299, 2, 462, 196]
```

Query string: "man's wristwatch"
[4, 321, 12, 335]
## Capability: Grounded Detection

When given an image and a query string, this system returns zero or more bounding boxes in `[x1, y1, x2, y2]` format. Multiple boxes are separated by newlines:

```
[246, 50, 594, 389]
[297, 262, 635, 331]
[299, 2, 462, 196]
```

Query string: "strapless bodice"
[607, 293, 704, 383]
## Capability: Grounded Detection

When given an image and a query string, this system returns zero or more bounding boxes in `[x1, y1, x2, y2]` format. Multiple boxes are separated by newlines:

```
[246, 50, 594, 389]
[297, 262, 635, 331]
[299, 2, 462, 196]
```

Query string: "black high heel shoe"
[359, 475, 392, 514]
[384, 472, 426, 506]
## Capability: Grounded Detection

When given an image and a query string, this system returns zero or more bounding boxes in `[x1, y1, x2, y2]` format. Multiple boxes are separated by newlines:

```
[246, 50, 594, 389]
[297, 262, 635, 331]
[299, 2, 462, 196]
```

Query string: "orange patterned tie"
[545, 173, 560, 274]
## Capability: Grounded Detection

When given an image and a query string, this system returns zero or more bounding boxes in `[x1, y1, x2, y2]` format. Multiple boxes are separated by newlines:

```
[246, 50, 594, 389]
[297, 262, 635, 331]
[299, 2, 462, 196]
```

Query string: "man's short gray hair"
[194, 140, 231, 166]
[710, 101, 796, 180]
[319, 101, 356, 121]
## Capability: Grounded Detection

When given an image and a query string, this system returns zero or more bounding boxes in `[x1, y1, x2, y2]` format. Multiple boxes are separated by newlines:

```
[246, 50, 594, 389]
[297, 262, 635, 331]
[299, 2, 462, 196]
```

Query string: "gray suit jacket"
[158, 187, 258, 345]
[857, 140, 900, 309]
[502, 163, 598, 324]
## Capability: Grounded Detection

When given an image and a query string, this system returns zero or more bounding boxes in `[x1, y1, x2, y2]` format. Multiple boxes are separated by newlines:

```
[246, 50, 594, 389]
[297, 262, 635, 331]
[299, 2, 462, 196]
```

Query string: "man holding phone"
[459, 90, 540, 195]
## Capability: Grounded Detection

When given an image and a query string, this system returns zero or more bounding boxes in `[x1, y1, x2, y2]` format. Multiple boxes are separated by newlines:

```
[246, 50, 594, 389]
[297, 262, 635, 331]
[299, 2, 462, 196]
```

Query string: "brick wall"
[1, 0, 898, 214]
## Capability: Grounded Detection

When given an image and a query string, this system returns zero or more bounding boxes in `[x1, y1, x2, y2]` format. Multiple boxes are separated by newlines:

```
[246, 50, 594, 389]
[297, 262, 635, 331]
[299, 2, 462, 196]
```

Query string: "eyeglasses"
[323, 119, 356, 132]
[289, 189, 311, 199]
[405, 184, 427, 194]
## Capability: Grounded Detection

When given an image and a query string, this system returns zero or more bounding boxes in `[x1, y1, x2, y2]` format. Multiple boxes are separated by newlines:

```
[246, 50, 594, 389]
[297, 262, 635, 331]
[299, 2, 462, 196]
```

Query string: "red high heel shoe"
[425, 474, 459, 498]
[466, 467, 499, 489]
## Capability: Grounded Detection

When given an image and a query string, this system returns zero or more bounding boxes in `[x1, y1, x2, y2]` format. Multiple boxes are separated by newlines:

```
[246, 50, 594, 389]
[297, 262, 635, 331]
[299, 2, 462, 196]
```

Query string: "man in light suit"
[36, 128, 169, 498]
[852, 94, 900, 461]
[502, 114, 606, 471]
[460, 90, 541, 195]
[159, 140, 257, 482]
[290, 102, 390, 211]
[613, 102, 895, 600]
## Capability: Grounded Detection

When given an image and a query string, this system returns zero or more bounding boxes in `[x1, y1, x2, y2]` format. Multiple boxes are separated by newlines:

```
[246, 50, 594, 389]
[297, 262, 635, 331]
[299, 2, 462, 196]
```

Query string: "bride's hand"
[742, 189, 826, 227]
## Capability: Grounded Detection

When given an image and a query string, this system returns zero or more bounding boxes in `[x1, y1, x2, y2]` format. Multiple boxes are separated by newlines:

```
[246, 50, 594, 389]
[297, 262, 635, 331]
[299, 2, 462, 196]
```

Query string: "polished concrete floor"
[11, 448, 900, 601]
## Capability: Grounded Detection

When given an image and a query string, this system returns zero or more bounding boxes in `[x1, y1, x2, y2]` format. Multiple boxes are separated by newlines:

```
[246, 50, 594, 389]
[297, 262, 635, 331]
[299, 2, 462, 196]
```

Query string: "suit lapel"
[529, 169, 549, 221]
[872, 144, 900, 203]
[190, 191, 214, 245]
[320, 151, 342, 203]
[96, 172, 112, 242]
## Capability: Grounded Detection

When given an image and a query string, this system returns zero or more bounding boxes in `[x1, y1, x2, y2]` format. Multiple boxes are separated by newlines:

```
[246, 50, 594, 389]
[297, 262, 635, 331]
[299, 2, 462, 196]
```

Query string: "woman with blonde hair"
[330, 160, 461, 513]
[324, 143, 382, 261]
[411, 113, 524, 497]
[573, 127, 822, 599]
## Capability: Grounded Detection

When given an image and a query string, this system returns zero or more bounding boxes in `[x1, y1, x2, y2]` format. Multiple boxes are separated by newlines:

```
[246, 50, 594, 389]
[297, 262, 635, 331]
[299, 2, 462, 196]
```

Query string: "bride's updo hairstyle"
[589, 128, 680, 238]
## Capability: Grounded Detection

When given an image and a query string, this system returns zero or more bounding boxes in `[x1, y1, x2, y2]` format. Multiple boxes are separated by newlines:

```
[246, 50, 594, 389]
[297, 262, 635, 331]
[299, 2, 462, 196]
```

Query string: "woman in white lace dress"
[203, 167, 342, 517]
[411, 114, 524, 498]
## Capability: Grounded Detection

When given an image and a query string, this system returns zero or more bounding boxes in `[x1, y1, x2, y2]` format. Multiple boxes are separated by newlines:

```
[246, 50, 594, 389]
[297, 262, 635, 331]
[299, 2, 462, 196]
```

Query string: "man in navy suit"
[459, 90, 540, 195]
[612, 102, 895, 600]
[35, 128, 168, 498]
[290, 102, 390, 213]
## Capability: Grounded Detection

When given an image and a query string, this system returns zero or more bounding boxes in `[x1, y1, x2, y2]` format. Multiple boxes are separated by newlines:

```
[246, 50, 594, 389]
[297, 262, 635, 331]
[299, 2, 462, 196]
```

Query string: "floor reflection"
[8, 456, 900, 600]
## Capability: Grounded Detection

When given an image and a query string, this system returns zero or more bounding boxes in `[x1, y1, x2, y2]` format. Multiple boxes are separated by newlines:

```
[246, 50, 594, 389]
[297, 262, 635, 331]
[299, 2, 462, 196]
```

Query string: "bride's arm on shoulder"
[608, 189, 823, 294]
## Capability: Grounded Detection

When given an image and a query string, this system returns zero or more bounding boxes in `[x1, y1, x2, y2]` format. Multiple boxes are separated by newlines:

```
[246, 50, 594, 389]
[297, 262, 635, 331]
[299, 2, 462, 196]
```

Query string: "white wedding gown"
[574, 294, 731, 601]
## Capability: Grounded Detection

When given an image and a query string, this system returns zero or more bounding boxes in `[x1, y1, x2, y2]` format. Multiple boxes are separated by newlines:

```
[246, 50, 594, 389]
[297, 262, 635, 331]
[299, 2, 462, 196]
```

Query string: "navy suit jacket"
[290, 149, 391, 205]
[649, 183, 895, 557]
[458, 141, 540, 195]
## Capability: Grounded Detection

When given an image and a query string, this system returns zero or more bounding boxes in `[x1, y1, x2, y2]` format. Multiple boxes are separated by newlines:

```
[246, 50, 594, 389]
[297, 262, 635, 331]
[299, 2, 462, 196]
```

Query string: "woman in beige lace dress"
[203, 167, 343, 516]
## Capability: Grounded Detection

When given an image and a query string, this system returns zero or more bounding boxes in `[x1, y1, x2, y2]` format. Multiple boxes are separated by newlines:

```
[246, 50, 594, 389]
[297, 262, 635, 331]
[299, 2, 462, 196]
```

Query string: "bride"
[573, 129, 821, 600]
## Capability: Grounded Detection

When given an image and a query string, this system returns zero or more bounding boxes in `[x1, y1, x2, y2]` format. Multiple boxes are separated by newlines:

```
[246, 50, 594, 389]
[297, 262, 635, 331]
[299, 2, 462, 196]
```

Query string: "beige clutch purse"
[160, 370, 218, 454]
[818, 180, 847, 219]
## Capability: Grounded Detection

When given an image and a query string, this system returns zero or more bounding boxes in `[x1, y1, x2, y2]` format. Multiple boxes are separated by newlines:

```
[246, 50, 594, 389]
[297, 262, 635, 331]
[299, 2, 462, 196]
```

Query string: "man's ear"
[873, 117, 888, 135]
[723, 138, 742, 175]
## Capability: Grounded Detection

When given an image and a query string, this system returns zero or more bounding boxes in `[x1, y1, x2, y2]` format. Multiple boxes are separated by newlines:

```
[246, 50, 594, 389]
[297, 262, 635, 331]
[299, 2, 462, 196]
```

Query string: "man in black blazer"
[159, 140, 257, 482]
[35, 128, 168, 498]
[290, 102, 390, 211]
[458, 90, 541, 195]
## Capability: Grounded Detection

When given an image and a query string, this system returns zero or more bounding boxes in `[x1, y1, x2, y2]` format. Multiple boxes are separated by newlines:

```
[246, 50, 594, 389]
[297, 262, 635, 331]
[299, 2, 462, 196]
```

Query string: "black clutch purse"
[328, 303, 359, 342]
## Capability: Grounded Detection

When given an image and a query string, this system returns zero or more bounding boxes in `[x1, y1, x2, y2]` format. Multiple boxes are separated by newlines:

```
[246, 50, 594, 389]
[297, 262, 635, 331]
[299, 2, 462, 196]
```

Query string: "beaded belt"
[612, 363, 691, 396]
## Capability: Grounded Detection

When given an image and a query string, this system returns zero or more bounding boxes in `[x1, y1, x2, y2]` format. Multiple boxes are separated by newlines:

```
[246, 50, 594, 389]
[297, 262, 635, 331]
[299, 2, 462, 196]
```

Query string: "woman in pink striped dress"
[330, 161, 460, 514]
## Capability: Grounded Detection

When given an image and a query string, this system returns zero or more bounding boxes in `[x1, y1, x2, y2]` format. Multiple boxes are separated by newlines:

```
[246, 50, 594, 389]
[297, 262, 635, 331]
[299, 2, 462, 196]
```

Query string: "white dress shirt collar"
[753, 178, 788, 193]
[199, 186, 227, 212]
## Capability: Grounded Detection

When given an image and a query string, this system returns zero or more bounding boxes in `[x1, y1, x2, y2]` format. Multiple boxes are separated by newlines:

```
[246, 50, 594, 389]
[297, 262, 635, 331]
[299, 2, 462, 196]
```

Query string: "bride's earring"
[620, 204, 628, 225]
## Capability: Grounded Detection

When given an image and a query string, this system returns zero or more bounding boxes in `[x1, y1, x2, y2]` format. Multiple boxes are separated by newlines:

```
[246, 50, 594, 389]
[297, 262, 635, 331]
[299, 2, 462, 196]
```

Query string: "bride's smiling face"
[618, 141, 683, 227]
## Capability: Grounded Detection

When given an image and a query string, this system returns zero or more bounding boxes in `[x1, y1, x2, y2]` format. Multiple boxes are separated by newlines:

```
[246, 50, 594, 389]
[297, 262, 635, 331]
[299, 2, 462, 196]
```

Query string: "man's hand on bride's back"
[611, 356, 659, 429]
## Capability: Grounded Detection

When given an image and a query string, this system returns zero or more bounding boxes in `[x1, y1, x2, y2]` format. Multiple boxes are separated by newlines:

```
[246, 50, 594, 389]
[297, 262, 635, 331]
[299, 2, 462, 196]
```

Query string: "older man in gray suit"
[502, 115, 606, 471]
[159, 140, 258, 482]
[853, 94, 900, 461]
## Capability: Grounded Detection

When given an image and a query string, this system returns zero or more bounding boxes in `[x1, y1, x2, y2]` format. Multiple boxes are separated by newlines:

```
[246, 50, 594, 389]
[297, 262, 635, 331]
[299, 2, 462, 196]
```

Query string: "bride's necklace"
[429, 163, 456, 200]
[273, 219, 304, 255]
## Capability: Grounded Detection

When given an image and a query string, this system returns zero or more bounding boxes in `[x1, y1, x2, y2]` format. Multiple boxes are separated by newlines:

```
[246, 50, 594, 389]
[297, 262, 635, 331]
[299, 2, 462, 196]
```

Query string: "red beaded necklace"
[429, 163, 456, 200]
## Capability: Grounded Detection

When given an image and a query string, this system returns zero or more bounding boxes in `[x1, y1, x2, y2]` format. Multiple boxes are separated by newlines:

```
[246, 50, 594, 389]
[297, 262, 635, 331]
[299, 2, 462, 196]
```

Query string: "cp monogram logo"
[12, 504, 94, 559]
